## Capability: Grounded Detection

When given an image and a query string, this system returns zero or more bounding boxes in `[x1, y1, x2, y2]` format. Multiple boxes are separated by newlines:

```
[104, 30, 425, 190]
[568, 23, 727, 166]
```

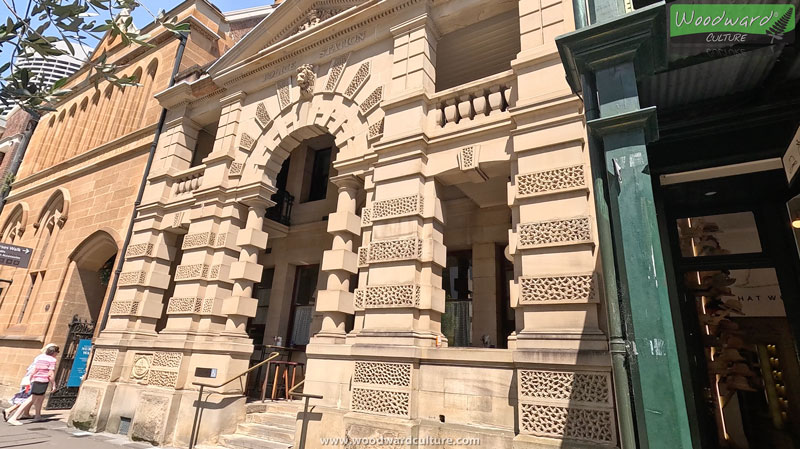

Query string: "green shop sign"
[669, 3, 795, 44]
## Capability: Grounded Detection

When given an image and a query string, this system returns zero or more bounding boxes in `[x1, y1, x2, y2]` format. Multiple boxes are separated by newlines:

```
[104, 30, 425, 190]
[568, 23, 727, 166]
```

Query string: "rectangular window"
[305, 148, 331, 202]
[442, 251, 472, 347]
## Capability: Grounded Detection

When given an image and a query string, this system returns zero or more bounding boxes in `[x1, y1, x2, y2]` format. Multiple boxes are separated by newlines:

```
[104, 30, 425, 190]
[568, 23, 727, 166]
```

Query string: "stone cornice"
[587, 106, 659, 143]
[555, 2, 667, 93]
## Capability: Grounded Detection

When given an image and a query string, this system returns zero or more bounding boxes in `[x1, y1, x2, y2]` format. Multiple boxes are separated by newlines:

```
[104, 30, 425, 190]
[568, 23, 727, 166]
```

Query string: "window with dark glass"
[306, 147, 331, 202]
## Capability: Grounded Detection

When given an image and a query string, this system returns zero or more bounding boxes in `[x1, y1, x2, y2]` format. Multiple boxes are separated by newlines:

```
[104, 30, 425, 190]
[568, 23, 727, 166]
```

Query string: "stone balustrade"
[172, 166, 205, 197]
[432, 71, 515, 128]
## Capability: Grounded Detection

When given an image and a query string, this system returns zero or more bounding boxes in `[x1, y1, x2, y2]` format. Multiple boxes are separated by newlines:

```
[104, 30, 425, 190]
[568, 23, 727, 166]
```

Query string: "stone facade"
[0, 0, 265, 405]
[68, 0, 617, 448]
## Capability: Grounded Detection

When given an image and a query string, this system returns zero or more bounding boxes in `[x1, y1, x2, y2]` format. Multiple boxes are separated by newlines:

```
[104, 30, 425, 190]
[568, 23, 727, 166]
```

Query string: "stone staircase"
[206, 401, 303, 449]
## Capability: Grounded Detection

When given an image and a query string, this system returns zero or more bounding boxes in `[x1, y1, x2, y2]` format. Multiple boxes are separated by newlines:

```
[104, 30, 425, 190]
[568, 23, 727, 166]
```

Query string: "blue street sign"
[67, 339, 93, 387]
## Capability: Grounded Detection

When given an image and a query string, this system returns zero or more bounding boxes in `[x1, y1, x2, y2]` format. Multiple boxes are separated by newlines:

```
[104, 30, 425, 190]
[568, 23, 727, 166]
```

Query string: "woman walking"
[7, 344, 58, 425]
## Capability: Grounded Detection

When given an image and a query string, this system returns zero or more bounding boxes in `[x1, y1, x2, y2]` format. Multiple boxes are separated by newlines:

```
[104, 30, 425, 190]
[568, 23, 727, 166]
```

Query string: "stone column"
[313, 174, 362, 343]
[225, 201, 270, 337]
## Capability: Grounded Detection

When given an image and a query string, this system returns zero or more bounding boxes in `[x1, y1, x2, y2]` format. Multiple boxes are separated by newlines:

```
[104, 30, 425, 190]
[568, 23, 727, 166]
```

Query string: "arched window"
[0, 203, 28, 244]
[16, 189, 69, 323]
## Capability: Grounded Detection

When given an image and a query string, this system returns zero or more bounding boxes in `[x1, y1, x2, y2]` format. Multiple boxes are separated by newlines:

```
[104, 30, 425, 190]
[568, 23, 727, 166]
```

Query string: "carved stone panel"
[517, 217, 593, 249]
[519, 273, 597, 304]
[351, 361, 413, 418]
[516, 165, 587, 198]
[370, 194, 423, 222]
[355, 284, 420, 308]
[365, 237, 421, 264]
[517, 369, 615, 445]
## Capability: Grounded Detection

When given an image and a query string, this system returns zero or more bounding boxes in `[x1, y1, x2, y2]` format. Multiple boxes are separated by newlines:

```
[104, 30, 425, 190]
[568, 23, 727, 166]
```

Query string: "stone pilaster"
[313, 174, 362, 343]
[353, 152, 446, 347]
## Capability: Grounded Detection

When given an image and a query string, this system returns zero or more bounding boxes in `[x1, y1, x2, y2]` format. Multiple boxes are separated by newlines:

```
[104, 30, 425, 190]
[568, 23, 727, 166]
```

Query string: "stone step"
[236, 423, 295, 444]
[218, 433, 292, 449]
[245, 401, 304, 417]
[245, 412, 297, 429]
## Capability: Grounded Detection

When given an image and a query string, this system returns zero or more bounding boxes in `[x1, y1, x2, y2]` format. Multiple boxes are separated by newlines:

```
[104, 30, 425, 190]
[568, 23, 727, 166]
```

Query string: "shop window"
[435, 10, 520, 91]
[676, 212, 762, 257]
[442, 251, 472, 347]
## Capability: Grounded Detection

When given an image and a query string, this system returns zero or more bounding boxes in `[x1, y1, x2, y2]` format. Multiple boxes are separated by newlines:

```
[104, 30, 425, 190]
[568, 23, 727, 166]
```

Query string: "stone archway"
[62, 229, 121, 325]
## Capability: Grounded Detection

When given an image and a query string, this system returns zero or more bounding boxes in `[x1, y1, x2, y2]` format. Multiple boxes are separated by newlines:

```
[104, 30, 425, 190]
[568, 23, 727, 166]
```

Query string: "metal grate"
[118, 417, 132, 435]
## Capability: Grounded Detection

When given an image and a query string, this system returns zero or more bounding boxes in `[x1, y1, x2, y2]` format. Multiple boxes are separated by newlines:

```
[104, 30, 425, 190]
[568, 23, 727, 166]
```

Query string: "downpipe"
[97, 31, 188, 333]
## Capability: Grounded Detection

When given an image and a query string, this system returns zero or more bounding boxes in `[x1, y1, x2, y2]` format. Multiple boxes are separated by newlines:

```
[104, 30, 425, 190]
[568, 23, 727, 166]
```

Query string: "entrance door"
[661, 171, 800, 449]
[287, 264, 319, 348]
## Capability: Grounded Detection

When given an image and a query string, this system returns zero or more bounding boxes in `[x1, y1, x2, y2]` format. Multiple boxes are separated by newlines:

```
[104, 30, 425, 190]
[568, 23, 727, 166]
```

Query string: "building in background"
[0, 41, 94, 120]
[0, 0, 273, 412]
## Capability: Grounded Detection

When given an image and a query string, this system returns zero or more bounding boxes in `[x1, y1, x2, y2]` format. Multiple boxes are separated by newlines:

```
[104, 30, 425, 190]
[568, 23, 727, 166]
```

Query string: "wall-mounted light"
[793, 215, 800, 229]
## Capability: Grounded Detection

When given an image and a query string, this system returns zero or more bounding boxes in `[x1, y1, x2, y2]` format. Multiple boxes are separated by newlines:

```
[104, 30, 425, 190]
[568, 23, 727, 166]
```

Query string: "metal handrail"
[188, 352, 281, 449]
[287, 379, 323, 449]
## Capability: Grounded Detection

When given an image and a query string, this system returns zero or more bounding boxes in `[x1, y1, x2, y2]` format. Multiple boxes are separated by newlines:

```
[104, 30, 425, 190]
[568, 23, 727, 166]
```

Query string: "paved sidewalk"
[0, 411, 153, 449]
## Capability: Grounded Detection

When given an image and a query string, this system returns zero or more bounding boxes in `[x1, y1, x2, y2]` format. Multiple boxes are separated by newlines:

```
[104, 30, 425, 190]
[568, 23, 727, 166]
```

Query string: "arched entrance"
[47, 229, 119, 409]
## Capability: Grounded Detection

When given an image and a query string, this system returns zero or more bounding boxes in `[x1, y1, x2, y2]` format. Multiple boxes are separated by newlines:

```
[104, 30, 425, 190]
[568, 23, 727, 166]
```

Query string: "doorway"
[661, 170, 800, 449]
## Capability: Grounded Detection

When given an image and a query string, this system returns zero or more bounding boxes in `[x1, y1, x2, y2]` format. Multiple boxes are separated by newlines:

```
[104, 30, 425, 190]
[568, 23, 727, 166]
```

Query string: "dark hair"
[45, 345, 59, 356]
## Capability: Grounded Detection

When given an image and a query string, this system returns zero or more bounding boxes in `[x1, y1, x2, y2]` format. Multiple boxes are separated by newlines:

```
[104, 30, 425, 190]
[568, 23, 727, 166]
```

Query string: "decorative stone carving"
[354, 289, 364, 310]
[131, 353, 153, 380]
[519, 404, 614, 445]
[516, 165, 587, 198]
[92, 348, 118, 364]
[370, 194, 423, 221]
[174, 264, 209, 281]
[255, 102, 271, 128]
[118, 271, 146, 286]
[202, 298, 214, 313]
[325, 53, 349, 92]
[239, 133, 255, 150]
[109, 300, 134, 315]
[166, 297, 203, 314]
[86, 348, 118, 382]
[344, 61, 370, 99]
[215, 233, 227, 247]
[296, 8, 341, 34]
[365, 237, 421, 264]
[126, 243, 153, 258]
[209, 264, 221, 280]
[367, 118, 383, 140]
[229, 162, 244, 177]
[351, 388, 410, 417]
[517, 217, 592, 249]
[296, 64, 315, 98]
[359, 86, 383, 115]
[518, 369, 615, 445]
[182, 232, 216, 249]
[457, 145, 479, 170]
[357, 246, 369, 267]
[353, 362, 411, 387]
[519, 370, 611, 404]
[356, 284, 420, 308]
[519, 273, 597, 304]
[171, 211, 185, 229]
[278, 79, 291, 110]
[152, 352, 182, 368]
[86, 365, 113, 382]
[129, 351, 183, 388]
[360, 207, 372, 227]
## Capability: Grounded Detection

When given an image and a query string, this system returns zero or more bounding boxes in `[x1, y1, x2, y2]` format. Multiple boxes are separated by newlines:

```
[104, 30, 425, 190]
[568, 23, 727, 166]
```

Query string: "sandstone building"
[68, 0, 617, 447]
[0, 0, 273, 409]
